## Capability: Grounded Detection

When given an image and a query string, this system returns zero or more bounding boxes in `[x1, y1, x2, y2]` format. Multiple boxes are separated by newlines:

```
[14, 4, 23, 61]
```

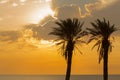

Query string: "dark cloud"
[51, 0, 80, 10]
[23, 22, 56, 40]
[54, 5, 81, 19]
[23, 15, 57, 40]
[51, 0, 94, 19]
[51, 0, 97, 11]
[0, 31, 22, 43]
[51, 0, 118, 19]
[39, 15, 55, 25]
[92, 0, 120, 26]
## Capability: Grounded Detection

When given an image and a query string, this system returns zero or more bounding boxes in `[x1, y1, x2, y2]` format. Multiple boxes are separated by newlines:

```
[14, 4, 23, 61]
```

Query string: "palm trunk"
[103, 40, 109, 80]
[103, 51, 108, 80]
[65, 40, 74, 80]
[65, 53, 72, 80]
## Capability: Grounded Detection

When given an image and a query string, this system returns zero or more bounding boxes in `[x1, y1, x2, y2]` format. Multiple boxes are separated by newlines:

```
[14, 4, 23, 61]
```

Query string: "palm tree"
[49, 18, 86, 80]
[87, 18, 117, 80]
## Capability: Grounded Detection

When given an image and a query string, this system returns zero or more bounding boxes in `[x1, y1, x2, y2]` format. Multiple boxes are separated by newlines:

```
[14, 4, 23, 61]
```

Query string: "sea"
[0, 75, 120, 80]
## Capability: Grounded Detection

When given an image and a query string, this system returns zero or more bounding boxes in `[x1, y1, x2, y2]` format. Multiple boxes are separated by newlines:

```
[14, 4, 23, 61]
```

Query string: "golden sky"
[0, 0, 120, 75]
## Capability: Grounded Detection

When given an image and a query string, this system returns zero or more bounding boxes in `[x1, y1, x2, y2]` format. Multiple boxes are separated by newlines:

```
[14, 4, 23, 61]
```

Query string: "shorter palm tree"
[87, 18, 117, 80]
[49, 18, 86, 80]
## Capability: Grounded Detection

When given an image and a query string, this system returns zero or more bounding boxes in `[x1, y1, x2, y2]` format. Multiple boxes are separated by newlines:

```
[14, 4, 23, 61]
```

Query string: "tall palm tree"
[87, 18, 117, 80]
[49, 18, 86, 80]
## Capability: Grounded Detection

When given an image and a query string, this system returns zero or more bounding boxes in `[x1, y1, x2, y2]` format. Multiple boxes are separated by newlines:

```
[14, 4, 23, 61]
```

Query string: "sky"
[0, 0, 120, 75]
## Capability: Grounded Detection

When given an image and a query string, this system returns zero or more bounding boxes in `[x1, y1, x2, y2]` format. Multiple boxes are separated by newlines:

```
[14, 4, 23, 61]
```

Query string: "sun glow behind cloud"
[45, 0, 51, 2]
[29, 7, 54, 24]
[100, 0, 117, 8]
[28, 0, 54, 24]
[20, 0, 26, 2]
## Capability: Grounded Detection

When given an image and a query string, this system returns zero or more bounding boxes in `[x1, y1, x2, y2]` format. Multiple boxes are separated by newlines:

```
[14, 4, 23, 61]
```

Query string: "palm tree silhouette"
[49, 18, 86, 80]
[87, 18, 117, 80]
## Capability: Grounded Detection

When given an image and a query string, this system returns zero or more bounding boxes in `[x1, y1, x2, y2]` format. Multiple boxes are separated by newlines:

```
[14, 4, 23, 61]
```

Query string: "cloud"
[90, 0, 120, 28]
[39, 15, 55, 25]
[21, 21, 57, 48]
[20, 0, 26, 3]
[0, 15, 56, 48]
[84, 0, 118, 15]
[51, 0, 69, 10]
[50, 0, 95, 15]
[12, 2, 19, 7]
[51, 0, 118, 18]
[0, 0, 8, 4]
[0, 17, 3, 21]
[46, 0, 51, 2]
[51, 0, 89, 18]
[50, 0, 95, 11]
[0, 30, 48, 49]
[54, 5, 82, 19]
[23, 15, 55, 39]
[23, 20, 56, 40]
[0, 31, 22, 43]
[23, 15, 56, 37]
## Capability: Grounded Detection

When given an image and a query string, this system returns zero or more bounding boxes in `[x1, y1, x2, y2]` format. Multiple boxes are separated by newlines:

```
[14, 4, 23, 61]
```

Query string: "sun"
[29, 8, 54, 24]
[29, 6, 54, 24]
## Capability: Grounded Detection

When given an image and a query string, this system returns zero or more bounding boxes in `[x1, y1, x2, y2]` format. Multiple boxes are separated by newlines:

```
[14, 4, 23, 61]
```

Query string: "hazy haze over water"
[0, 75, 120, 80]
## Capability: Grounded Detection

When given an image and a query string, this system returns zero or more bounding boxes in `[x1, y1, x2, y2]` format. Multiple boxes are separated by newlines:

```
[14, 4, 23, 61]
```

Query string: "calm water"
[0, 75, 120, 80]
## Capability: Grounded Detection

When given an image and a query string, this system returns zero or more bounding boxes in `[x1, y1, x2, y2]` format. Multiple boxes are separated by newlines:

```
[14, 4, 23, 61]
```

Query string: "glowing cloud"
[0, 17, 3, 21]
[40, 39, 53, 45]
[46, 0, 51, 2]
[12, 2, 18, 7]
[22, 29, 55, 48]
[20, 0, 26, 3]
[0, 0, 8, 4]
[100, 0, 117, 6]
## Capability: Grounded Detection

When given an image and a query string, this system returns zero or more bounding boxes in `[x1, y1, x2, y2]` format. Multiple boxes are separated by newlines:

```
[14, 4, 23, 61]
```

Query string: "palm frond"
[74, 45, 83, 54]
[108, 41, 113, 53]
[75, 40, 86, 44]
[99, 45, 104, 63]
[92, 40, 102, 50]
[75, 31, 87, 40]
[56, 41, 65, 46]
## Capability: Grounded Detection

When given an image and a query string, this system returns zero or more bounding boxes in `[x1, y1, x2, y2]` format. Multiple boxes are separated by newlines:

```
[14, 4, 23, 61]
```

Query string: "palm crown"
[87, 18, 117, 63]
[49, 18, 85, 59]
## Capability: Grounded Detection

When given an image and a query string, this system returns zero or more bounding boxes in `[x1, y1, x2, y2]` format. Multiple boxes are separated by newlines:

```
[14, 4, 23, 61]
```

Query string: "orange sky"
[0, 0, 120, 75]
[0, 37, 120, 75]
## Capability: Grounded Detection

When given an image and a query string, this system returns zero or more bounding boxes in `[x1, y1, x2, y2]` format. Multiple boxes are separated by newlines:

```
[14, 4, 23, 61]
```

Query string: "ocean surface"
[0, 75, 120, 80]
